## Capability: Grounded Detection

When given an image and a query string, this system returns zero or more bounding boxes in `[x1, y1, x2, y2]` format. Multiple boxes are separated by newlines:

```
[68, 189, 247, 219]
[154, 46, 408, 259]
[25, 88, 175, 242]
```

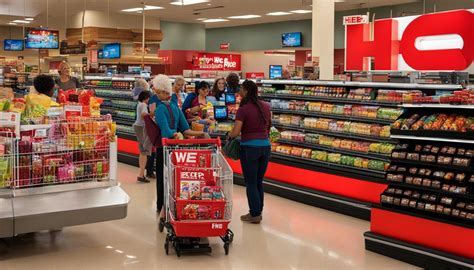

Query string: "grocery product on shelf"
[392, 113, 474, 132]
[347, 88, 373, 100]
[377, 90, 423, 103]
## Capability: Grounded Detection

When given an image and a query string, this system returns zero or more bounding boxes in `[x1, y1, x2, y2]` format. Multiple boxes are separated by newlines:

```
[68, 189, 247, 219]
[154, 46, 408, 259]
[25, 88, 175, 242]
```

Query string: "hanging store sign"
[345, 9, 474, 71]
[245, 72, 265, 79]
[343, 15, 369, 25]
[220, 43, 230, 50]
[193, 53, 241, 71]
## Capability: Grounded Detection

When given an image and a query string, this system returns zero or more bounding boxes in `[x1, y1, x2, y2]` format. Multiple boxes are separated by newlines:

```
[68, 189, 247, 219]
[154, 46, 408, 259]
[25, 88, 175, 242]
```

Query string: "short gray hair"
[152, 74, 172, 94]
[174, 76, 185, 84]
[135, 79, 149, 90]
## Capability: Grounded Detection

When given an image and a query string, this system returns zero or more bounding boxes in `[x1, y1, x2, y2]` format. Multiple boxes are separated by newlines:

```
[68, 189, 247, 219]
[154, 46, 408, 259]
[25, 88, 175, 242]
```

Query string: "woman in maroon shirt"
[228, 80, 271, 224]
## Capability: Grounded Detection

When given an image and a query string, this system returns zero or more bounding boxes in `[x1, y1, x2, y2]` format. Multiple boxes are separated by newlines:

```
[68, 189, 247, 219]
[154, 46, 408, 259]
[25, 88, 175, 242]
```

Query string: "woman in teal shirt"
[152, 75, 209, 231]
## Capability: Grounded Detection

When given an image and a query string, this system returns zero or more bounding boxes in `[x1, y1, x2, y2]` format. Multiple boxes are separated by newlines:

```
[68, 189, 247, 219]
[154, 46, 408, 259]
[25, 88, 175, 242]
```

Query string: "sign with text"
[343, 15, 369, 25]
[245, 72, 265, 79]
[193, 53, 241, 71]
[220, 43, 230, 50]
[345, 9, 474, 71]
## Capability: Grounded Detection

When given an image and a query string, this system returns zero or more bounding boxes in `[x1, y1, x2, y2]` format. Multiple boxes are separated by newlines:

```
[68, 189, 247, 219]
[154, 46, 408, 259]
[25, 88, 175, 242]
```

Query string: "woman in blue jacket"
[152, 74, 210, 230]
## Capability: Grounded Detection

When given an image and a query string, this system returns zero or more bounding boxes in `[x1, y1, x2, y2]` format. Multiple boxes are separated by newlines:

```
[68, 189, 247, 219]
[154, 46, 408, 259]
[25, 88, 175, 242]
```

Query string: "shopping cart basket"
[162, 138, 234, 256]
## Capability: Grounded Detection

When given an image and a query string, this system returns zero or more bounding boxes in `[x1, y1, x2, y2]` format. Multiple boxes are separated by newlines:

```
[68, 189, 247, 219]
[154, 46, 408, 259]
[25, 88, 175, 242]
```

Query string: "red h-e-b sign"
[345, 10, 474, 71]
[343, 15, 369, 25]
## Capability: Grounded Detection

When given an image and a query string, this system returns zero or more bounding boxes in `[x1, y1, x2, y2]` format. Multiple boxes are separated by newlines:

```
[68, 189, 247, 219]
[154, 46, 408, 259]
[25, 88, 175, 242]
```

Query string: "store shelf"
[233, 174, 372, 221]
[114, 118, 135, 126]
[117, 131, 136, 141]
[101, 105, 136, 112]
[271, 108, 395, 125]
[273, 123, 396, 143]
[364, 232, 474, 270]
[261, 93, 401, 108]
[259, 80, 463, 90]
[387, 181, 474, 201]
[277, 139, 391, 161]
[271, 152, 386, 182]
[391, 135, 474, 145]
[390, 158, 474, 173]
[401, 104, 474, 109]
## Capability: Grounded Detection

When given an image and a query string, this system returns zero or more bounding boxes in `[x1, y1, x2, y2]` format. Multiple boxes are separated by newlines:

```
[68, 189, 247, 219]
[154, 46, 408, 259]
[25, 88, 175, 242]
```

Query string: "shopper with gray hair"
[173, 76, 187, 108]
[132, 78, 150, 101]
[152, 74, 210, 231]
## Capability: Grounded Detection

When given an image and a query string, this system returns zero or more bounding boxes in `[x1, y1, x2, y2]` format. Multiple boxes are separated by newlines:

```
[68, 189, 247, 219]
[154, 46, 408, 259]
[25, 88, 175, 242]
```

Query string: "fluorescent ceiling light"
[291, 10, 312, 14]
[8, 22, 17, 25]
[122, 5, 164, 12]
[202, 18, 229, 23]
[196, 18, 207, 21]
[267, 12, 292, 16]
[25, 17, 34, 21]
[228, 15, 261, 19]
[170, 0, 210, 6]
[12, 20, 30, 23]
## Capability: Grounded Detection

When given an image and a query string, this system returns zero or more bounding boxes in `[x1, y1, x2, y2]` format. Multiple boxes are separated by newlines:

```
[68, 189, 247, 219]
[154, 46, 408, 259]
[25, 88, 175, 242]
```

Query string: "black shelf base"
[364, 232, 474, 270]
[233, 174, 371, 221]
[118, 152, 139, 167]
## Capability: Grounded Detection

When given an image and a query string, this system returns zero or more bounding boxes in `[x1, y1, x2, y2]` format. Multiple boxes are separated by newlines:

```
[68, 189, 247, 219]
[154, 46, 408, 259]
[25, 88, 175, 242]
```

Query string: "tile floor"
[0, 163, 418, 270]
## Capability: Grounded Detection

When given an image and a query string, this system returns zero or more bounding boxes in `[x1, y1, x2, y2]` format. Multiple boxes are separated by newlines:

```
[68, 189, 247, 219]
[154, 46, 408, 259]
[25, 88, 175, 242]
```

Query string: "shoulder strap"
[165, 103, 175, 129]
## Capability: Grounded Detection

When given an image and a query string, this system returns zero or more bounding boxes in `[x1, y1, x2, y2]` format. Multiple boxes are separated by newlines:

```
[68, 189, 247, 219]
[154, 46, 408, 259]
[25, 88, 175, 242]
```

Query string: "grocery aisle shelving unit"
[249, 80, 463, 220]
[365, 104, 474, 269]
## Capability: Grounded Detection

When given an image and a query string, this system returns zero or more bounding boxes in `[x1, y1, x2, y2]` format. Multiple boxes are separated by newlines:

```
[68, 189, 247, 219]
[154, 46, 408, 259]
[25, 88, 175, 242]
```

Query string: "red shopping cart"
[162, 138, 234, 257]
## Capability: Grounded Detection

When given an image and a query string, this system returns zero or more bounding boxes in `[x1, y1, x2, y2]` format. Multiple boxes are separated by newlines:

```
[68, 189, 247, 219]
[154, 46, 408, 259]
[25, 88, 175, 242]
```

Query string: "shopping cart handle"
[162, 137, 221, 146]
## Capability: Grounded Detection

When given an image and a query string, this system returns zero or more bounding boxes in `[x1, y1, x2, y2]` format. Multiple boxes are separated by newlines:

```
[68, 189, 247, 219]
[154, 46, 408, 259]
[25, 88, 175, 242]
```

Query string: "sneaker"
[137, 177, 150, 183]
[240, 213, 262, 224]
[146, 173, 156, 179]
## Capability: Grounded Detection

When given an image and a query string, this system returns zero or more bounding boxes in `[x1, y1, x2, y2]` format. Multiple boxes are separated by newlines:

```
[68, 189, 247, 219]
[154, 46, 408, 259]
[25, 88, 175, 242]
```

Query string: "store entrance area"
[0, 163, 416, 269]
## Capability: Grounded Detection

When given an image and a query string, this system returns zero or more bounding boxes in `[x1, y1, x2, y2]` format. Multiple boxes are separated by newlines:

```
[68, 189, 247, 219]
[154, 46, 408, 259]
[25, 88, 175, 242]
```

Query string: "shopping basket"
[162, 138, 234, 256]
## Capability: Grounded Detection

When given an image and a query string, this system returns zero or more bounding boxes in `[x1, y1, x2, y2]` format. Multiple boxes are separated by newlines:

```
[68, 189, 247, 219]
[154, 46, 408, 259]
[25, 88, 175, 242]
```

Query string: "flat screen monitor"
[214, 106, 228, 121]
[4, 39, 24, 51]
[101, 43, 121, 59]
[282, 32, 302, 47]
[25, 29, 59, 49]
[225, 93, 236, 105]
[269, 65, 283, 79]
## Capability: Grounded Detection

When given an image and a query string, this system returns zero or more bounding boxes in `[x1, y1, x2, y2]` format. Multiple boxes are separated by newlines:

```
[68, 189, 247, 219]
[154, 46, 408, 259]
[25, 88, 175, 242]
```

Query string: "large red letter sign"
[400, 10, 474, 70]
[346, 19, 399, 70]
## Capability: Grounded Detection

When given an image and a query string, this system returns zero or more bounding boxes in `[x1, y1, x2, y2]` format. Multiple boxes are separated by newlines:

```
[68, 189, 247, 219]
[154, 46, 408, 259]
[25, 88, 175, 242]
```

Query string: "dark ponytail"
[194, 81, 210, 95]
[241, 80, 269, 128]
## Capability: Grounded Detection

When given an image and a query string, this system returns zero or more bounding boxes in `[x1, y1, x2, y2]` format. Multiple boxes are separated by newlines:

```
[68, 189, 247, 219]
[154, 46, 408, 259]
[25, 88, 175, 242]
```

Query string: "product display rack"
[365, 103, 474, 269]
[0, 114, 129, 238]
[83, 76, 139, 162]
[252, 80, 463, 220]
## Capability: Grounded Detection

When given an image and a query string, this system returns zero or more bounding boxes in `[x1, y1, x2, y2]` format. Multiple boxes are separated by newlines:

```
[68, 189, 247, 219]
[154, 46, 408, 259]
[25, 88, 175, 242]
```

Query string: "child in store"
[133, 91, 152, 183]
[186, 81, 215, 131]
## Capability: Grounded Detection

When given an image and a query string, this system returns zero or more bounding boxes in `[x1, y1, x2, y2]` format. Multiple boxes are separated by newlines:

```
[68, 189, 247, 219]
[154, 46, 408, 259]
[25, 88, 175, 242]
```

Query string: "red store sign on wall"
[193, 53, 241, 71]
[345, 9, 474, 71]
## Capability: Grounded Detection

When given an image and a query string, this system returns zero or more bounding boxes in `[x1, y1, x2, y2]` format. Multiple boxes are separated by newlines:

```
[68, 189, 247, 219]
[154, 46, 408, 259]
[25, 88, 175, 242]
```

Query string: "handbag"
[223, 137, 241, 160]
[144, 103, 175, 147]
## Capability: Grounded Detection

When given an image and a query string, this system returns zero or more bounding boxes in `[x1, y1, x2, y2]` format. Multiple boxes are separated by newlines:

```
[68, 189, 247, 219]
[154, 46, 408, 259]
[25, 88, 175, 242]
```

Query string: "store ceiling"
[0, 0, 469, 28]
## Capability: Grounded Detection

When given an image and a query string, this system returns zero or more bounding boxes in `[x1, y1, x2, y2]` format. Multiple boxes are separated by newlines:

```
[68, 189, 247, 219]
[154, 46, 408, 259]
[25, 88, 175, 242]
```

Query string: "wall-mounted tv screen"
[4, 39, 24, 51]
[25, 29, 59, 49]
[269, 65, 283, 79]
[100, 43, 121, 59]
[282, 32, 302, 47]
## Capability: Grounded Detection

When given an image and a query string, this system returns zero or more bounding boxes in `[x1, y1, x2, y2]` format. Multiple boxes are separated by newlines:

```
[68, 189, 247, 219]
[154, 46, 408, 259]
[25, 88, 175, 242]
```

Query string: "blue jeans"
[240, 145, 271, 217]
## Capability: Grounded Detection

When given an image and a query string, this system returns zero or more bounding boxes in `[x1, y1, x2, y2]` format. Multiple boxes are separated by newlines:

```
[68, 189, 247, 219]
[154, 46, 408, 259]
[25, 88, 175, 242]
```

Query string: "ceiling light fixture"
[170, 0, 210, 6]
[12, 20, 30, 23]
[122, 5, 164, 12]
[202, 18, 228, 23]
[8, 22, 17, 25]
[228, 15, 261, 19]
[25, 17, 34, 21]
[267, 12, 292, 16]
[291, 10, 312, 14]
[196, 18, 207, 21]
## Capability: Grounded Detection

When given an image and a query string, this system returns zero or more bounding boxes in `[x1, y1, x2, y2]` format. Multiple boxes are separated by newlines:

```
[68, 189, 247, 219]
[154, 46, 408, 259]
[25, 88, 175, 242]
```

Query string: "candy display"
[391, 143, 473, 168]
